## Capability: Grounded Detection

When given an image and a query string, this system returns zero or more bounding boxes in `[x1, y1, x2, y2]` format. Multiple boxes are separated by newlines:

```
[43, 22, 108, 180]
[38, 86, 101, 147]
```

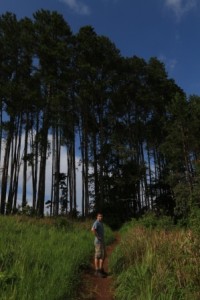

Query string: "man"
[91, 213, 107, 278]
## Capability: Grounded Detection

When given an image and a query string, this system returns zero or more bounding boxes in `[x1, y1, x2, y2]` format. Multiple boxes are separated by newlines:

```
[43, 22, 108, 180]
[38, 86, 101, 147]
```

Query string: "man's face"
[97, 214, 103, 221]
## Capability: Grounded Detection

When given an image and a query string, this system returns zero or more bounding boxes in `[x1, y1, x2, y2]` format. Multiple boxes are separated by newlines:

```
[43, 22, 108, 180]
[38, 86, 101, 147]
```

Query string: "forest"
[1, 9, 200, 227]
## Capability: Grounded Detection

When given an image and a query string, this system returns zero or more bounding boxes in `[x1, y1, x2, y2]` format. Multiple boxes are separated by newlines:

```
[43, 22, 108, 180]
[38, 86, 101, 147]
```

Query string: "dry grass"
[109, 225, 200, 299]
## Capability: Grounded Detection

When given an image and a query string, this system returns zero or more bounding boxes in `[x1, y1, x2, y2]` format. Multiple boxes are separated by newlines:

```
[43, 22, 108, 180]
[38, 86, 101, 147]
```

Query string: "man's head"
[97, 213, 103, 222]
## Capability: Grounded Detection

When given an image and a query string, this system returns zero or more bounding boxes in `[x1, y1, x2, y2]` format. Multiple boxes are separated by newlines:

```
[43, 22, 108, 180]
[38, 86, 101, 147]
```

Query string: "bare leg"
[99, 259, 104, 270]
[94, 258, 104, 270]
[95, 258, 100, 270]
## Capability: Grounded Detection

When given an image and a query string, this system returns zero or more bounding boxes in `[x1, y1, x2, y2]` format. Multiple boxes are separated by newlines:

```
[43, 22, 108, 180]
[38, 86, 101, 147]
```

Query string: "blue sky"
[1, 0, 200, 96]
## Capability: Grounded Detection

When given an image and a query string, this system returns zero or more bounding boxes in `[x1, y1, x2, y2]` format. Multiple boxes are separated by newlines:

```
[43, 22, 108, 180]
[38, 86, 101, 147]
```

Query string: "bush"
[130, 212, 175, 230]
[188, 207, 200, 235]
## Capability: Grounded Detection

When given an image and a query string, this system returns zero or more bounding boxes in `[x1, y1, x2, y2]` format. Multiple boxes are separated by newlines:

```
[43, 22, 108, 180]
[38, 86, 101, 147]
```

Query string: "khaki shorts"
[95, 243, 105, 260]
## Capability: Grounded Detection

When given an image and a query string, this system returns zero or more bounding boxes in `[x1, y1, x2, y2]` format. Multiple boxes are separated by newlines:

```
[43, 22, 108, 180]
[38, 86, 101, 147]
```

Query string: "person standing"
[91, 213, 107, 277]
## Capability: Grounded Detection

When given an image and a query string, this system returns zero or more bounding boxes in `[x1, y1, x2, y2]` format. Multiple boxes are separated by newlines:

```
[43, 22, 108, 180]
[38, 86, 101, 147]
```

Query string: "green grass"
[0, 216, 114, 300]
[109, 223, 200, 300]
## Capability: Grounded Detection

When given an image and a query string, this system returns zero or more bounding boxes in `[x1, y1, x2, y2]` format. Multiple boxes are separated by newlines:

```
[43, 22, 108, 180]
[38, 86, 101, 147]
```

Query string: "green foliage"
[188, 207, 200, 235]
[133, 212, 174, 230]
[139, 212, 174, 230]
[118, 218, 139, 234]
[53, 216, 75, 230]
[0, 216, 95, 300]
[173, 182, 191, 219]
[109, 221, 200, 299]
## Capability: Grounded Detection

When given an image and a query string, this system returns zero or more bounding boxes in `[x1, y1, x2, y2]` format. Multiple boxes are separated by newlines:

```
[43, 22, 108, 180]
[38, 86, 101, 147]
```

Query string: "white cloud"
[165, 0, 197, 20]
[168, 59, 177, 71]
[59, 0, 91, 15]
[159, 54, 177, 72]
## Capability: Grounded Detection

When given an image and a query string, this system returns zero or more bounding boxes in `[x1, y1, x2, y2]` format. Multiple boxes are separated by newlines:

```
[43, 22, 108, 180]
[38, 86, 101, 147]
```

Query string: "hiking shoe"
[94, 270, 106, 278]
[100, 269, 108, 276]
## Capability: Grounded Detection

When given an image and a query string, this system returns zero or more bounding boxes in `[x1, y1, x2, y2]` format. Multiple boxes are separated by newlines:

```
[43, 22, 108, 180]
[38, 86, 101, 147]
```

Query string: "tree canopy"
[1, 10, 200, 227]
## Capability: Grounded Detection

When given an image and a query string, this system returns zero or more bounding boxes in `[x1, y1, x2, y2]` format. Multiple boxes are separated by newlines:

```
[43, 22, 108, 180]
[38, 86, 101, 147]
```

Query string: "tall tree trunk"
[72, 132, 77, 212]
[92, 132, 99, 210]
[50, 128, 55, 216]
[0, 103, 2, 164]
[7, 117, 22, 213]
[22, 113, 29, 208]
[79, 130, 85, 216]
[67, 131, 77, 214]
[30, 112, 39, 211]
[84, 131, 89, 216]
[36, 111, 49, 217]
[147, 144, 153, 209]
[6, 138, 15, 214]
[98, 100, 104, 211]
[0, 124, 13, 214]
[52, 126, 60, 216]
[181, 125, 193, 194]
[67, 146, 73, 214]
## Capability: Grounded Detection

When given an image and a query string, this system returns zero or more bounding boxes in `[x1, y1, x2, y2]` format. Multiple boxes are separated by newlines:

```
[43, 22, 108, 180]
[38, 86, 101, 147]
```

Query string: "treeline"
[0, 10, 200, 223]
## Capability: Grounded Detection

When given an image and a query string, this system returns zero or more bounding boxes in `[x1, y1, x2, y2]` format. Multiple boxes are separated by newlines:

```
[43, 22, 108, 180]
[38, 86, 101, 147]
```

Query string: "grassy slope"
[109, 217, 200, 300]
[0, 216, 114, 300]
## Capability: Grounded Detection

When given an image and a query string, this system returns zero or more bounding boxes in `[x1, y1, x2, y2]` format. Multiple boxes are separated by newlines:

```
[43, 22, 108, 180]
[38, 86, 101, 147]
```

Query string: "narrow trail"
[79, 234, 120, 300]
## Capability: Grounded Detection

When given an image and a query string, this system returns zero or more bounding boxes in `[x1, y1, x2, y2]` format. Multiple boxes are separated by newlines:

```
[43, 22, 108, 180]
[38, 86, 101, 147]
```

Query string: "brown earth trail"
[78, 234, 120, 300]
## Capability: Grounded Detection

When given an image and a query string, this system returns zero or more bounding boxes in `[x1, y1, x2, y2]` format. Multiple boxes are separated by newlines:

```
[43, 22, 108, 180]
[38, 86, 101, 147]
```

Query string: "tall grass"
[0, 216, 114, 300]
[109, 223, 200, 299]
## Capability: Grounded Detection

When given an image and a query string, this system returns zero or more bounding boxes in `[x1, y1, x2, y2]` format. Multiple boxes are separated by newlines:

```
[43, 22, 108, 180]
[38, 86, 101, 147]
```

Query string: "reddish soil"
[79, 234, 120, 300]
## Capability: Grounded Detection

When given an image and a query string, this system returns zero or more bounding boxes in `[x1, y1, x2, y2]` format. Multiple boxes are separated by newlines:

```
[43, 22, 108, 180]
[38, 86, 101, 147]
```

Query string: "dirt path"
[79, 234, 120, 300]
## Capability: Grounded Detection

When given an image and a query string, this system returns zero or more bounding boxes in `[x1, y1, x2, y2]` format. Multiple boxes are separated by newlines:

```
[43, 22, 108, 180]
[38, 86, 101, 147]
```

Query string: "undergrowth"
[109, 213, 200, 300]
